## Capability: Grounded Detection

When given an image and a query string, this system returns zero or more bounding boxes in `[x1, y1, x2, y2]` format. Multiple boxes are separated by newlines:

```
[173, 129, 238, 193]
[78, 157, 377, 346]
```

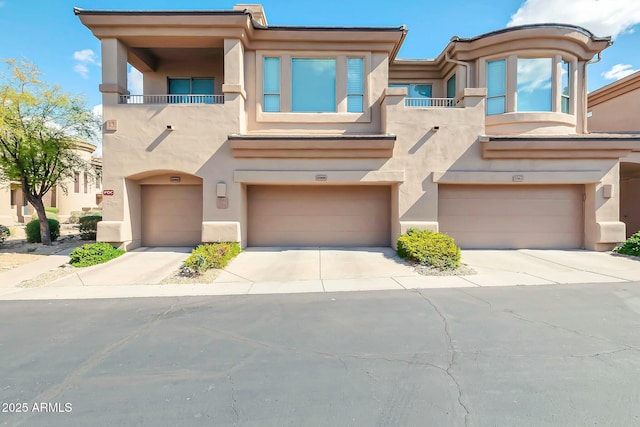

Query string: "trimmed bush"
[79, 215, 102, 240]
[183, 242, 241, 275]
[614, 231, 640, 257]
[397, 228, 461, 270]
[25, 218, 60, 243]
[0, 225, 10, 245]
[69, 242, 125, 267]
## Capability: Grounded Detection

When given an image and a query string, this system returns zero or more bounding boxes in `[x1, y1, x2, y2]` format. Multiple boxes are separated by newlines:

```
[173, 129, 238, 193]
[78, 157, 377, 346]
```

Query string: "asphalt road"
[1, 283, 640, 427]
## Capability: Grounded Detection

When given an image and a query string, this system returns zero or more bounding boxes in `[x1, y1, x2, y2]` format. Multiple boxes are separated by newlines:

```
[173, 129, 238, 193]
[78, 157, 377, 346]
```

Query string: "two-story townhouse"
[588, 70, 640, 237]
[0, 141, 102, 225]
[76, 4, 640, 251]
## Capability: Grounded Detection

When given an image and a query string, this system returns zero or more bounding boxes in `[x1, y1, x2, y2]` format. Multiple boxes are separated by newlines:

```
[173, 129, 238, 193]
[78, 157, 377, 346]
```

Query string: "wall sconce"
[431, 126, 440, 132]
[166, 125, 175, 131]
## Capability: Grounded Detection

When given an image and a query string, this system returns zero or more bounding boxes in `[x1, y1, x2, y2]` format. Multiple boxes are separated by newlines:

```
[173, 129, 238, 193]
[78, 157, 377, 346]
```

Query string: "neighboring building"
[588, 71, 640, 237]
[0, 142, 103, 225]
[76, 4, 640, 251]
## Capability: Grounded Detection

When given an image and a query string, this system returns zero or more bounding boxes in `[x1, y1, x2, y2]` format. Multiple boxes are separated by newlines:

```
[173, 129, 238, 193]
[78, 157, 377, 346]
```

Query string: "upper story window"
[292, 58, 336, 112]
[517, 58, 552, 112]
[168, 77, 215, 104]
[487, 59, 506, 115]
[261, 55, 367, 115]
[446, 75, 457, 99]
[389, 83, 433, 107]
[486, 56, 572, 116]
[347, 58, 364, 113]
[263, 57, 281, 112]
[561, 59, 570, 114]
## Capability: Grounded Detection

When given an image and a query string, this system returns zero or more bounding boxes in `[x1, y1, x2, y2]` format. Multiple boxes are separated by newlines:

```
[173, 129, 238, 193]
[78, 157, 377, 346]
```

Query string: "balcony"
[119, 94, 225, 105]
[404, 97, 459, 108]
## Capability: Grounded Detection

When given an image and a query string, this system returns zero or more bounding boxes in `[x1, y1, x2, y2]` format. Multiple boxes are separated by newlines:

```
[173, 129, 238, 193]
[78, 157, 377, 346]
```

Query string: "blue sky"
[1, 0, 639, 114]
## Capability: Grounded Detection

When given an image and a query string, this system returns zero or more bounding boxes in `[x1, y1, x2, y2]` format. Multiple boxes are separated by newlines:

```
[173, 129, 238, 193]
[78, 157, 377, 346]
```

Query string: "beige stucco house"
[76, 4, 640, 251]
[0, 142, 102, 225]
[588, 71, 640, 237]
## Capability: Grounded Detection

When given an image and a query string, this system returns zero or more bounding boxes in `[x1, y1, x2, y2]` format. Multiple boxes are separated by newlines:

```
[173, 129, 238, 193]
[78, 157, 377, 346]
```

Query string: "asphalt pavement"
[1, 283, 640, 426]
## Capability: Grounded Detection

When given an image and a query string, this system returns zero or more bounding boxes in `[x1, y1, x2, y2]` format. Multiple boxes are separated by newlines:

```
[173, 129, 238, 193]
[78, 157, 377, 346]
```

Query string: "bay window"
[485, 56, 573, 115]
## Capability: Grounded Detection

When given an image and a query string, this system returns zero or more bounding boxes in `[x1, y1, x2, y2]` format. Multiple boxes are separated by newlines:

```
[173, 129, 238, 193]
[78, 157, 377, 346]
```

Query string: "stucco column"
[222, 39, 246, 133]
[584, 162, 626, 250]
[0, 183, 14, 225]
[100, 39, 129, 106]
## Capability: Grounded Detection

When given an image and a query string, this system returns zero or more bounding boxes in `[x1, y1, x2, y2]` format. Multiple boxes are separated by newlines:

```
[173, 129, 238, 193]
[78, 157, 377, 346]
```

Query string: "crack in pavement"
[502, 308, 640, 353]
[228, 374, 239, 425]
[10, 301, 180, 427]
[414, 289, 471, 427]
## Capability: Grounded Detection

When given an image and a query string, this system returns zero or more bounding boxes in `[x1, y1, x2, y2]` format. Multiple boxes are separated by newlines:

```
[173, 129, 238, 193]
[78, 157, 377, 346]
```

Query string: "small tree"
[0, 59, 98, 244]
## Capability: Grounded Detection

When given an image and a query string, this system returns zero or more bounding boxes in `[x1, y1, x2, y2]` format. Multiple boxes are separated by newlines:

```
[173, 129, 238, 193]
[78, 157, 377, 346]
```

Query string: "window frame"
[347, 57, 364, 113]
[481, 54, 575, 117]
[263, 57, 281, 112]
[167, 77, 216, 104]
[256, 51, 371, 124]
[486, 59, 507, 115]
[291, 57, 337, 113]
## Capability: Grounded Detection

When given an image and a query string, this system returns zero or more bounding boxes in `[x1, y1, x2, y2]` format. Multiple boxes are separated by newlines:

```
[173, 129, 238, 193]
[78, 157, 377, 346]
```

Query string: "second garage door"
[141, 185, 202, 247]
[248, 185, 390, 247]
[438, 184, 584, 249]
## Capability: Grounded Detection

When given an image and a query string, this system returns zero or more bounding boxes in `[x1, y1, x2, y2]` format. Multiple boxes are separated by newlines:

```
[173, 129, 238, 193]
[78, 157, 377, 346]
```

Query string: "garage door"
[438, 185, 583, 249]
[141, 185, 202, 246]
[248, 185, 390, 247]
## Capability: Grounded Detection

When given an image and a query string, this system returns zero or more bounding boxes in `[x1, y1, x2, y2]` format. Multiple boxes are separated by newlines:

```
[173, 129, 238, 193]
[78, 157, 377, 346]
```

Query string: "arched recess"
[128, 170, 203, 247]
[620, 162, 640, 238]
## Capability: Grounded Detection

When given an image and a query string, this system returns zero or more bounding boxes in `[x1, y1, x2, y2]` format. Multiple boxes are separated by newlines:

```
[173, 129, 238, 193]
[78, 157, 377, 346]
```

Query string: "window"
[263, 57, 281, 112]
[487, 59, 506, 115]
[347, 58, 364, 113]
[517, 58, 552, 112]
[96, 175, 101, 190]
[168, 78, 215, 103]
[446, 75, 457, 99]
[292, 58, 336, 112]
[10, 189, 16, 206]
[83, 173, 88, 194]
[74, 173, 80, 194]
[389, 83, 433, 106]
[561, 59, 570, 114]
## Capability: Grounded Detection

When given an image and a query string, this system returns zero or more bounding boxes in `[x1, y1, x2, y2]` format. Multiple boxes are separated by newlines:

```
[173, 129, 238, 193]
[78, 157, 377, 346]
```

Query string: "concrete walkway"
[1, 247, 640, 301]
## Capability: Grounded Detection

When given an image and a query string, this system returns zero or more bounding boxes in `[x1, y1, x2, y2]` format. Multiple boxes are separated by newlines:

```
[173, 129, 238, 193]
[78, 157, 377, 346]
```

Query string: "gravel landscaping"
[412, 262, 476, 276]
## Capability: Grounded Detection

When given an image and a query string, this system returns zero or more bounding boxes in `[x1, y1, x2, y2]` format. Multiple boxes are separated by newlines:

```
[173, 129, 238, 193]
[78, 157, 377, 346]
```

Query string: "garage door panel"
[439, 185, 583, 249]
[142, 185, 202, 247]
[248, 185, 390, 247]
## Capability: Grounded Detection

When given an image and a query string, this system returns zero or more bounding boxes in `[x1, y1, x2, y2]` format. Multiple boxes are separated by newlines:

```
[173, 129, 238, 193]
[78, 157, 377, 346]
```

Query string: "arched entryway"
[620, 162, 640, 238]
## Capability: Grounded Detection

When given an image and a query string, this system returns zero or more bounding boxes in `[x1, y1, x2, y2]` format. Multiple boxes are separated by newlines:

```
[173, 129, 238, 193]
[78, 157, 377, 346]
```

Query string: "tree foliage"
[0, 59, 99, 244]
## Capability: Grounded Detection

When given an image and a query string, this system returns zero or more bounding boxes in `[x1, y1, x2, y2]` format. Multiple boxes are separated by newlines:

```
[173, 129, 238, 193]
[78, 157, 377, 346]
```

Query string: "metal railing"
[119, 94, 225, 105]
[405, 97, 458, 108]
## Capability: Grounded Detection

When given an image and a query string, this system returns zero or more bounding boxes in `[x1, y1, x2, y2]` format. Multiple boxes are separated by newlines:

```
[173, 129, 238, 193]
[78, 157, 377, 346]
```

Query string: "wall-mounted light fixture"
[166, 125, 175, 131]
[431, 126, 440, 132]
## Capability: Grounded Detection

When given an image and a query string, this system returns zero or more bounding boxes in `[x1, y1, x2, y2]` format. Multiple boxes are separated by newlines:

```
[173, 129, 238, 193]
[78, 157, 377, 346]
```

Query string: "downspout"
[444, 45, 470, 88]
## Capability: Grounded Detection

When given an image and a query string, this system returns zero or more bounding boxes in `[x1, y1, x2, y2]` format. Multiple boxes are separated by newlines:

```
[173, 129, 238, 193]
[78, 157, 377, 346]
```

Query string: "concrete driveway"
[49, 247, 192, 287]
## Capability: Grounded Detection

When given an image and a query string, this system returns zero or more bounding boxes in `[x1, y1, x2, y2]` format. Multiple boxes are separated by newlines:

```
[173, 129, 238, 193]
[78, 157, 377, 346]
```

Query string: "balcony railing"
[119, 94, 225, 105]
[405, 97, 458, 108]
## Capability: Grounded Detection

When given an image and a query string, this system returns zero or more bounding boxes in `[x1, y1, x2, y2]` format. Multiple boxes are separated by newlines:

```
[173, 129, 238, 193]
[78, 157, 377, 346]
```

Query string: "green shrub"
[0, 225, 10, 244]
[183, 242, 241, 274]
[79, 215, 102, 240]
[45, 207, 60, 214]
[25, 218, 60, 243]
[397, 228, 461, 270]
[614, 231, 640, 257]
[68, 210, 102, 224]
[69, 242, 125, 267]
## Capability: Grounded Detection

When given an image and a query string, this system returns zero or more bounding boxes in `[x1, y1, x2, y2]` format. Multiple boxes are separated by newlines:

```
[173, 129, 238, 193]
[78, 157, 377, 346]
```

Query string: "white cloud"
[602, 63, 639, 80]
[73, 63, 89, 79]
[127, 66, 143, 95]
[508, 0, 640, 38]
[92, 104, 103, 119]
[73, 49, 98, 65]
[73, 48, 100, 79]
